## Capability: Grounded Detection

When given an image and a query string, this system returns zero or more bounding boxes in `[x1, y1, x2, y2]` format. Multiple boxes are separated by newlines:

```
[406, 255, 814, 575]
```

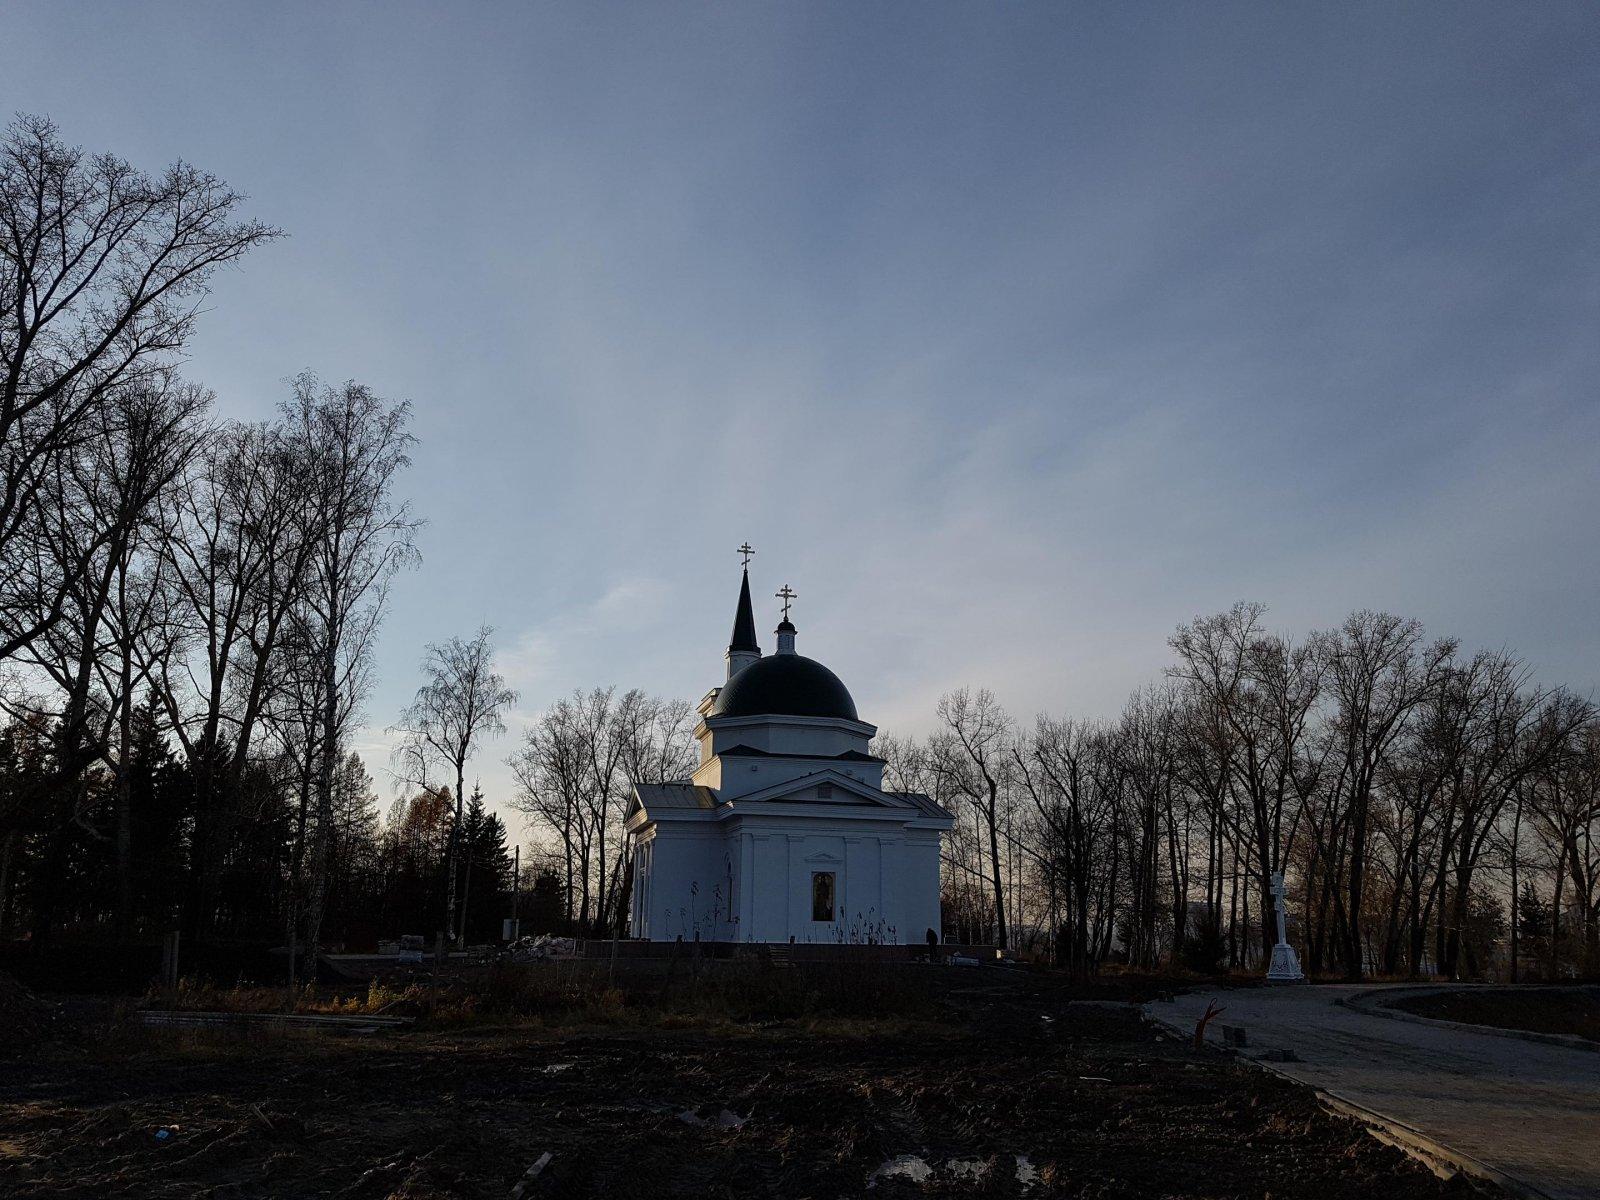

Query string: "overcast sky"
[6, 3, 1597, 833]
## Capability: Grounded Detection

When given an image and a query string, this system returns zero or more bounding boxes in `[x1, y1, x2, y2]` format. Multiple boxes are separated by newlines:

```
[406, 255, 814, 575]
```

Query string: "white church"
[626, 563, 954, 944]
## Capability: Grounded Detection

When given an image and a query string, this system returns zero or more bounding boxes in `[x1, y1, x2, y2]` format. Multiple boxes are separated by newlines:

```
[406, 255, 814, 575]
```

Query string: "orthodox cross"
[1269, 872, 1289, 943]
[776, 584, 796, 621]
[738, 542, 755, 568]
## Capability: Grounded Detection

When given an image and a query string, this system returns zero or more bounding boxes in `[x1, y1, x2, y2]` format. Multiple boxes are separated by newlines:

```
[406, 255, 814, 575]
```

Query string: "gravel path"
[1151, 984, 1600, 1200]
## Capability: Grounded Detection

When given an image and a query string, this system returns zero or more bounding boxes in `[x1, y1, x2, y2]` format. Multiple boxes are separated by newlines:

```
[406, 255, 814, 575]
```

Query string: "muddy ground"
[1393, 984, 1600, 1042]
[1, 972, 1486, 1199]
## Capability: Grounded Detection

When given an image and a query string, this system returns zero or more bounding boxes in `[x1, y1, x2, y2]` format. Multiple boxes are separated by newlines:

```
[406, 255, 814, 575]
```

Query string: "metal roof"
[710, 653, 858, 721]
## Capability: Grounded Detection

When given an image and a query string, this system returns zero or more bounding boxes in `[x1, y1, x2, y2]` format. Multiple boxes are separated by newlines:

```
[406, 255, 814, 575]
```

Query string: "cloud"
[13, 5, 1594, 847]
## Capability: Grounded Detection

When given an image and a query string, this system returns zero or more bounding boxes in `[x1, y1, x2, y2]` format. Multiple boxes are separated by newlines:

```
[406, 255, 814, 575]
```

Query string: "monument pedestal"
[1266, 940, 1305, 983]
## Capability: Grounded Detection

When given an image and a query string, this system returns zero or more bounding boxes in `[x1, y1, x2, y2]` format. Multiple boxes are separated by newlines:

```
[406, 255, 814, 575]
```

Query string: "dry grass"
[144, 976, 415, 1016]
[137, 956, 943, 1033]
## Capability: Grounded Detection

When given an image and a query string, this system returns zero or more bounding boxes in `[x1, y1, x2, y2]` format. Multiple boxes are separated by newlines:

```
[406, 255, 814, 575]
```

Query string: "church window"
[811, 872, 835, 922]
[816, 783, 833, 798]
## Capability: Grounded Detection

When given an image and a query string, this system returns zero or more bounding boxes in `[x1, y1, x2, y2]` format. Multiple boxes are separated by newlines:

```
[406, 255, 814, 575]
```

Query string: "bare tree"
[289, 377, 419, 970]
[392, 625, 517, 943]
[509, 686, 694, 935]
[1013, 715, 1123, 974]
[1117, 685, 1182, 970]
[0, 115, 278, 661]
[936, 687, 1013, 949]
[609, 690, 696, 933]
[154, 418, 323, 939]
[1313, 611, 1453, 978]
[509, 696, 588, 928]
[1168, 603, 1321, 966]
[1527, 717, 1600, 971]
[9, 379, 209, 947]
[1426, 654, 1576, 978]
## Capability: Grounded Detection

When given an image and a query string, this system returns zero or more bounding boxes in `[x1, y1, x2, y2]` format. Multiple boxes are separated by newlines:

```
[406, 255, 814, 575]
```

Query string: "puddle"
[868, 1155, 1027, 1189]
[947, 1158, 988, 1181]
[868, 1154, 933, 1187]
[1015, 1154, 1040, 1189]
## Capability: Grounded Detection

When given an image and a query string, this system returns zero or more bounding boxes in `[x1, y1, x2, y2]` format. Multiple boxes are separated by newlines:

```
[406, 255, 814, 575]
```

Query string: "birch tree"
[289, 376, 418, 970]
[392, 625, 517, 943]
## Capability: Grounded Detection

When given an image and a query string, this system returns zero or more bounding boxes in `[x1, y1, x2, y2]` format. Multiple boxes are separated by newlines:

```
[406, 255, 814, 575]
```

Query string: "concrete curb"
[1308, 1084, 1552, 1200]
[1141, 1005, 1550, 1199]
[1337, 986, 1600, 1055]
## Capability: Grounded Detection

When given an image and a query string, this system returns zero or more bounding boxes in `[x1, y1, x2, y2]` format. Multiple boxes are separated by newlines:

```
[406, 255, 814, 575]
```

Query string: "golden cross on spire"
[738, 542, 755, 568]
[775, 584, 796, 621]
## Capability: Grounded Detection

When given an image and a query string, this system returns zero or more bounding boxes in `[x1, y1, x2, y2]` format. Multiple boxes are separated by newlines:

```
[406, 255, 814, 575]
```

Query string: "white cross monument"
[1265, 871, 1305, 982]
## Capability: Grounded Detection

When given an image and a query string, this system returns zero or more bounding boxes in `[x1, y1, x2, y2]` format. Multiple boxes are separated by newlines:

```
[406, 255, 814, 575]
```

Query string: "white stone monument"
[1265, 871, 1305, 982]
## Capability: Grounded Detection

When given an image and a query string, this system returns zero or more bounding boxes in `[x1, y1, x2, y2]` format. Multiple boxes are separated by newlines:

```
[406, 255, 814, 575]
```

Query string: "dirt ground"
[1392, 985, 1600, 1043]
[0, 971, 1488, 1199]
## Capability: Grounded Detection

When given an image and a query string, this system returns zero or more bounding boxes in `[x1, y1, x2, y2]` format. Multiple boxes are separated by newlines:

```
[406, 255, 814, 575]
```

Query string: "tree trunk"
[985, 791, 1007, 949]
[1509, 793, 1522, 982]
[443, 760, 465, 943]
[115, 623, 134, 942]
[459, 840, 474, 944]
[301, 622, 341, 981]
[0, 830, 17, 936]
[1343, 799, 1369, 980]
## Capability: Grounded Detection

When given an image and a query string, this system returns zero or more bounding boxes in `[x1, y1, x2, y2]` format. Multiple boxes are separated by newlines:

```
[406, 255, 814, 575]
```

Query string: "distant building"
[625, 563, 953, 943]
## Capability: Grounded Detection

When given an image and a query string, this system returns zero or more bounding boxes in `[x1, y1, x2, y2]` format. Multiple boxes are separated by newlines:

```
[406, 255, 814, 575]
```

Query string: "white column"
[737, 831, 755, 940]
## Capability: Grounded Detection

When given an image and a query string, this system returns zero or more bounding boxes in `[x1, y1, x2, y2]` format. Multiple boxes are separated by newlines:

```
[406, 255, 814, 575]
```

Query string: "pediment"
[726, 768, 910, 810]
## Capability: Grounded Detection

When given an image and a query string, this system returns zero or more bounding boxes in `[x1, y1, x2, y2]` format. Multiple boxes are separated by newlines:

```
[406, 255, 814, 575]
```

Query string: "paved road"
[1149, 986, 1600, 1200]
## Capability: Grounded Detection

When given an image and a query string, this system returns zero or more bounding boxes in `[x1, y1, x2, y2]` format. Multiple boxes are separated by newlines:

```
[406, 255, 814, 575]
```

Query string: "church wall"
[638, 828, 737, 942]
[785, 833, 847, 943]
[636, 815, 947, 945]
[876, 834, 906, 938]
[900, 834, 945, 944]
[843, 836, 886, 940]
[748, 833, 789, 939]
[736, 824, 901, 943]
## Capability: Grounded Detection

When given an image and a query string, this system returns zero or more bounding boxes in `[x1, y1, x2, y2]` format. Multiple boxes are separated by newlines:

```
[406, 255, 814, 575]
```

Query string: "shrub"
[1181, 917, 1227, 975]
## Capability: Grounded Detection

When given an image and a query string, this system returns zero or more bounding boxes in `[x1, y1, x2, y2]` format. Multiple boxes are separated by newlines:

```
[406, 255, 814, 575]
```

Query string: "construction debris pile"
[503, 935, 578, 963]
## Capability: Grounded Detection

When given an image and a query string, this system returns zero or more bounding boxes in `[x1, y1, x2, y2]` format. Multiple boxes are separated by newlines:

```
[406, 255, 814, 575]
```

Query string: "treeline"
[0, 116, 700, 966]
[882, 604, 1598, 981]
[0, 115, 458, 969]
[0, 702, 517, 952]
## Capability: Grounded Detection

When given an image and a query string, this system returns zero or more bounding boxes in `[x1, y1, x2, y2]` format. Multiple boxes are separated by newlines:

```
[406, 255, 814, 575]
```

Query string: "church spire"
[730, 568, 759, 653]
[726, 547, 761, 679]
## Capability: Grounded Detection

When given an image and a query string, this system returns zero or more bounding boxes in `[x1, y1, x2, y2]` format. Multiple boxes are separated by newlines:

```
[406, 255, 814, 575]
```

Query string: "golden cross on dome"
[775, 584, 796, 621]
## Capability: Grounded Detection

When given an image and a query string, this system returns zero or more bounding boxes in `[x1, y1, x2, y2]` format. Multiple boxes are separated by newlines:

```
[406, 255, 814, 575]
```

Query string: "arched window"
[811, 871, 836, 922]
